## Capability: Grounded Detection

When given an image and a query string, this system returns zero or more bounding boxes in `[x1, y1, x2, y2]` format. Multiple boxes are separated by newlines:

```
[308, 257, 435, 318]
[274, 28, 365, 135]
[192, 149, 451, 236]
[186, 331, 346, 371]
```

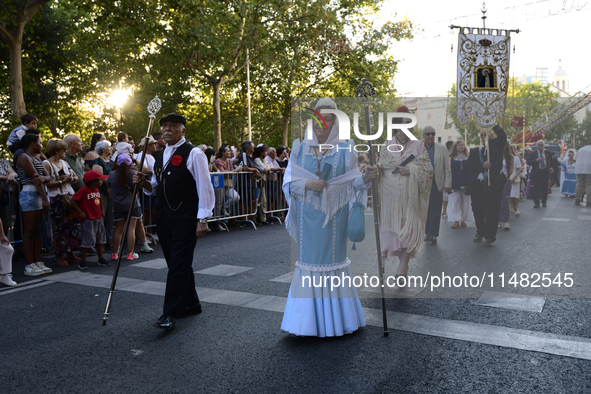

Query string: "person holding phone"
[43, 138, 81, 266]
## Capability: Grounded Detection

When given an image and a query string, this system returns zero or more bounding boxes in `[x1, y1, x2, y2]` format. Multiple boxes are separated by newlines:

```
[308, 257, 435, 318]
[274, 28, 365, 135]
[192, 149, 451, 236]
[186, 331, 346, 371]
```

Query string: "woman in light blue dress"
[281, 98, 376, 337]
[561, 149, 577, 197]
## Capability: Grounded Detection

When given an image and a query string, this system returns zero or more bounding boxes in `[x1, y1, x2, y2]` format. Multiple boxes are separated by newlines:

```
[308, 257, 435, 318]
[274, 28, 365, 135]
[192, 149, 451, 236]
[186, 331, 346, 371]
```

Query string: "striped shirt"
[17, 153, 45, 185]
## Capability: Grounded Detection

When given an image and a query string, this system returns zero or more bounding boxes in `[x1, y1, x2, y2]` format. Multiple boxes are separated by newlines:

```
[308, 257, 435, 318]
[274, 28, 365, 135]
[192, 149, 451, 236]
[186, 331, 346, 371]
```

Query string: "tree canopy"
[0, 0, 415, 155]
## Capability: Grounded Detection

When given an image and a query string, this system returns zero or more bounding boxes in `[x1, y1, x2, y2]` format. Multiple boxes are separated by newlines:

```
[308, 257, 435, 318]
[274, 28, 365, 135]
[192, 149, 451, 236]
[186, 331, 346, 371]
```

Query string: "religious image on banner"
[456, 28, 511, 128]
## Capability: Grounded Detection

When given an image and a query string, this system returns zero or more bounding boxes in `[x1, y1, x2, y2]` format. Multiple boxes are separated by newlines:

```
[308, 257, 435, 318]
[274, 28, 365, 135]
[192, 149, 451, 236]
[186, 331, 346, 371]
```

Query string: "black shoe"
[542, 202, 547, 207]
[178, 304, 202, 318]
[429, 236, 437, 245]
[533, 204, 540, 208]
[473, 234, 484, 243]
[153, 314, 176, 329]
[484, 239, 495, 247]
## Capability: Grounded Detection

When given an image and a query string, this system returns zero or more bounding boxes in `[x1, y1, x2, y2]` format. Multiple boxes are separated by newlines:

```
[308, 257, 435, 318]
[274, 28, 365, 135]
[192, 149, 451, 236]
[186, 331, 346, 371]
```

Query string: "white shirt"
[575, 145, 591, 175]
[136, 151, 155, 174]
[148, 137, 215, 219]
[265, 155, 280, 169]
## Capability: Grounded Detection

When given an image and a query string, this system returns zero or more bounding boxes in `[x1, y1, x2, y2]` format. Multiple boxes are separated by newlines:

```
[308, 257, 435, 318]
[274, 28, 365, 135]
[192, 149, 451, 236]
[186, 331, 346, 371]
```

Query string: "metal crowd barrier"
[5, 182, 22, 245]
[138, 190, 158, 244]
[209, 171, 261, 231]
[4, 181, 54, 252]
[260, 171, 288, 222]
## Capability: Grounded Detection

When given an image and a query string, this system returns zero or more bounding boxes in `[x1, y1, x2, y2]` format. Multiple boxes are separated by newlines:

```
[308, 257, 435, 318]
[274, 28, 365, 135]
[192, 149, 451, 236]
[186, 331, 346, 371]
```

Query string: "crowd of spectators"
[0, 114, 291, 286]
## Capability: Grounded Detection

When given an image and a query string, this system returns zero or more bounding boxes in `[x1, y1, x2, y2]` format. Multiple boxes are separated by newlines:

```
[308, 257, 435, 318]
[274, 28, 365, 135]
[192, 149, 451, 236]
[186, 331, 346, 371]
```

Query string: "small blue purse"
[347, 192, 366, 250]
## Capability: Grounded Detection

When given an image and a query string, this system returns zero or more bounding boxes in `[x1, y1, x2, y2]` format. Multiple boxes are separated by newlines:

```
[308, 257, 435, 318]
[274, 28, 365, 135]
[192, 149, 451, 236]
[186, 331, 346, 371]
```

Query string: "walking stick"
[355, 79, 388, 336]
[103, 96, 161, 326]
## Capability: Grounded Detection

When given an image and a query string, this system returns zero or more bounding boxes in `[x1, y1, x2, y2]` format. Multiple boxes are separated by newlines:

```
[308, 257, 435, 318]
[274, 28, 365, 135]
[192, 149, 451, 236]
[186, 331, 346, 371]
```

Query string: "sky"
[377, 0, 591, 97]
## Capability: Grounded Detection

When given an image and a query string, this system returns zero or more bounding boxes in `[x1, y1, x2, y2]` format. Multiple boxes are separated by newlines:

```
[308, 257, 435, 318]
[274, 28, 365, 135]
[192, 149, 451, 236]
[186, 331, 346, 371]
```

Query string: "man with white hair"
[133, 113, 215, 330]
[527, 140, 553, 208]
[63, 134, 85, 191]
[422, 126, 452, 245]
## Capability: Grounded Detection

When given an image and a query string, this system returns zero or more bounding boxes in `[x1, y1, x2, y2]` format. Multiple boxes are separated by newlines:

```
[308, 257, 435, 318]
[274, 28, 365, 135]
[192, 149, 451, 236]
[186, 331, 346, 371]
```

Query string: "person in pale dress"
[508, 145, 524, 217]
[441, 140, 453, 219]
[448, 140, 474, 229]
[377, 109, 433, 279]
[281, 98, 377, 337]
[498, 142, 515, 230]
[560, 149, 577, 197]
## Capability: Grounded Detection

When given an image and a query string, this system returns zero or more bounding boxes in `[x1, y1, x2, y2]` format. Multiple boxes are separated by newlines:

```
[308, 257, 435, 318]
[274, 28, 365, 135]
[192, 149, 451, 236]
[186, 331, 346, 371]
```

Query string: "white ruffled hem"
[295, 258, 351, 272]
[281, 265, 366, 337]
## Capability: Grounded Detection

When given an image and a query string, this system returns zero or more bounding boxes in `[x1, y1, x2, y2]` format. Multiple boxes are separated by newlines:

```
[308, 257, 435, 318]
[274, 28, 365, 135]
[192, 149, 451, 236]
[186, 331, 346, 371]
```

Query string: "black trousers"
[425, 179, 443, 237]
[470, 174, 506, 241]
[532, 171, 549, 205]
[157, 211, 199, 316]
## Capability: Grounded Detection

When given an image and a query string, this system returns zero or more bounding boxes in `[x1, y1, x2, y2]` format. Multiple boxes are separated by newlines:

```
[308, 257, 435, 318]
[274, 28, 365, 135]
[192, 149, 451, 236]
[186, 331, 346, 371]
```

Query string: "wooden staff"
[356, 79, 388, 337]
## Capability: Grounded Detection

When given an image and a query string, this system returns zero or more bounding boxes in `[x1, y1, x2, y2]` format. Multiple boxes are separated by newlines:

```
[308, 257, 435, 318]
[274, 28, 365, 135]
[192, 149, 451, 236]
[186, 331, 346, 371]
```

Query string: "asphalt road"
[1, 188, 590, 393]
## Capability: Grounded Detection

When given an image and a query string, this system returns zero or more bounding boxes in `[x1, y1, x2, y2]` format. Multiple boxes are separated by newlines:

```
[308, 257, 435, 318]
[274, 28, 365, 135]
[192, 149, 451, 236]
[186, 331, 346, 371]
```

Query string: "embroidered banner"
[457, 28, 511, 127]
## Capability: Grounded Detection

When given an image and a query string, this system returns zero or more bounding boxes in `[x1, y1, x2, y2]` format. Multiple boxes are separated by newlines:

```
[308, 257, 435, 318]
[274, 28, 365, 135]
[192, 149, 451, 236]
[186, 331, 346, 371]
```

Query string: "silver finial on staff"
[103, 95, 161, 326]
[355, 78, 388, 337]
[148, 95, 162, 119]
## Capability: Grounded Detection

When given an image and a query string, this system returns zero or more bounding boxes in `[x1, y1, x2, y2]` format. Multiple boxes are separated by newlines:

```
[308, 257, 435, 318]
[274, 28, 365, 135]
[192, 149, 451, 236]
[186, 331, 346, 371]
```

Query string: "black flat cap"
[159, 113, 186, 126]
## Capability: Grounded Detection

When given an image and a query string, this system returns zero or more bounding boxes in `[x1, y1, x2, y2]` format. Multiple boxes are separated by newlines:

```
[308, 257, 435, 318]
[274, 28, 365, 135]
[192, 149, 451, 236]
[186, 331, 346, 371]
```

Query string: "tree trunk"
[212, 80, 222, 150]
[8, 38, 26, 118]
[281, 97, 290, 146]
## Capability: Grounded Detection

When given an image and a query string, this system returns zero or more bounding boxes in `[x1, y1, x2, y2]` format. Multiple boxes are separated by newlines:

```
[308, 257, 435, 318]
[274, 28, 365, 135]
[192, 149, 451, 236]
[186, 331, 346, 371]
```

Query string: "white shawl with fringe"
[282, 146, 364, 237]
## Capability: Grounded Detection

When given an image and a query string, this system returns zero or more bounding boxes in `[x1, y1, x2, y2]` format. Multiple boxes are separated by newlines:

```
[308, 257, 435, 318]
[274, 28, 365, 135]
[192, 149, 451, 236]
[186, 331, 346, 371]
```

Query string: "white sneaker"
[36, 262, 53, 274]
[515, 210, 520, 217]
[24, 263, 44, 276]
[131, 252, 139, 259]
[0, 273, 17, 286]
[140, 243, 153, 253]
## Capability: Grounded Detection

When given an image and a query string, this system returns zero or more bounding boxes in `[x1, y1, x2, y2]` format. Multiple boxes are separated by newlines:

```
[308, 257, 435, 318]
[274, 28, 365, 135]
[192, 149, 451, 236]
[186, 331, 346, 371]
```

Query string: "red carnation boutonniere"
[171, 155, 183, 166]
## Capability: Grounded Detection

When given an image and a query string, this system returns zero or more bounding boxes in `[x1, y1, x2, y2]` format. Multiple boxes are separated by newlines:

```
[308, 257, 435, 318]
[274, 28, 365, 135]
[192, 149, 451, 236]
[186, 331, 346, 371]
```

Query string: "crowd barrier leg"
[260, 173, 288, 223]
[209, 171, 260, 231]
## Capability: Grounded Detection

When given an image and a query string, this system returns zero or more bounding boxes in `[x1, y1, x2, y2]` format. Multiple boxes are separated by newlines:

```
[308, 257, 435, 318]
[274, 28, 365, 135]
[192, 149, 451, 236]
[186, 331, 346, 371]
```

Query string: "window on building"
[438, 137, 442, 143]
[562, 80, 565, 91]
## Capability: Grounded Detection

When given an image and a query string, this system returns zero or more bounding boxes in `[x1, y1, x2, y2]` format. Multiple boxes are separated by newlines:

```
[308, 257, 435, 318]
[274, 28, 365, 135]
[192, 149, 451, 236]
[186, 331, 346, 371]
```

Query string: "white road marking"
[42, 272, 591, 361]
[269, 272, 293, 283]
[130, 258, 168, 269]
[194, 264, 254, 276]
[0, 280, 54, 296]
[475, 291, 546, 313]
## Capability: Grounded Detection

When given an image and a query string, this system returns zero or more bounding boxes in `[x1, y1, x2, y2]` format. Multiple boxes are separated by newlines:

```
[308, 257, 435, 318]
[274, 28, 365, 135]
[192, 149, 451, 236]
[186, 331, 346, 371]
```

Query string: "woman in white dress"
[281, 98, 377, 337]
[447, 140, 474, 228]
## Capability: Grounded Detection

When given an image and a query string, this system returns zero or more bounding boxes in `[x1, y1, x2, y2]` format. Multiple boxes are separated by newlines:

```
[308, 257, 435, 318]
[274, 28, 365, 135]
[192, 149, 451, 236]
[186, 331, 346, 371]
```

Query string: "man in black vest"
[465, 126, 507, 247]
[134, 113, 215, 329]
